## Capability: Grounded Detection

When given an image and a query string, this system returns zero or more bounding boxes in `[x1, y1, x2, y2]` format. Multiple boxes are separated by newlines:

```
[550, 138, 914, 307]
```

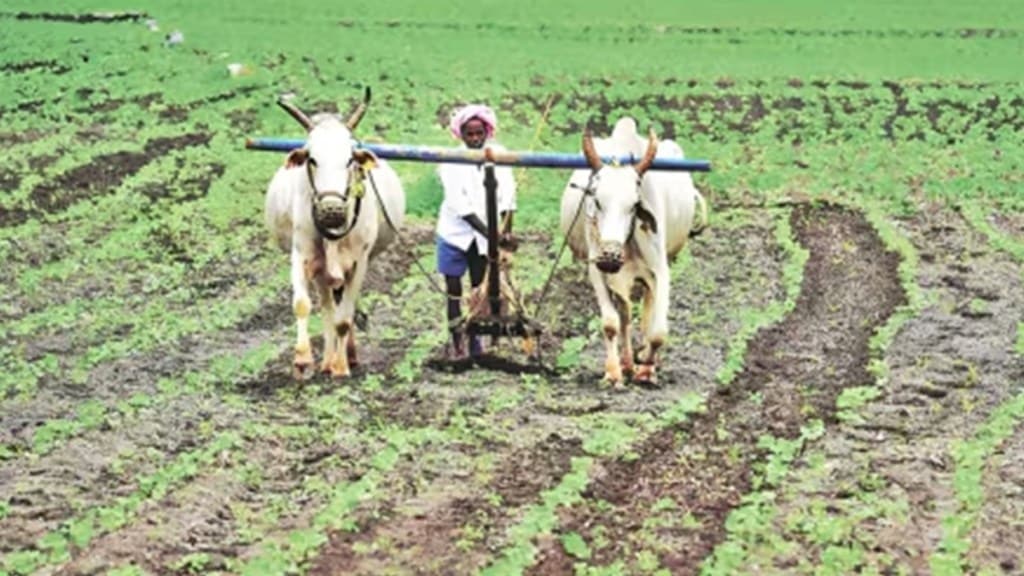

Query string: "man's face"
[460, 118, 487, 149]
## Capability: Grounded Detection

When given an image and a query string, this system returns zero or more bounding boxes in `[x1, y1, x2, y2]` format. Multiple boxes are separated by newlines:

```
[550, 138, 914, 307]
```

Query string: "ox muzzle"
[309, 161, 365, 241]
[312, 190, 357, 240]
[595, 241, 625, 274]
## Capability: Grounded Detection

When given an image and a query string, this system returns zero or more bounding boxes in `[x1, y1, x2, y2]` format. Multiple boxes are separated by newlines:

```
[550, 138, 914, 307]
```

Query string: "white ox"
[560, 117, 707, 385]
[264, 90, 406, 378]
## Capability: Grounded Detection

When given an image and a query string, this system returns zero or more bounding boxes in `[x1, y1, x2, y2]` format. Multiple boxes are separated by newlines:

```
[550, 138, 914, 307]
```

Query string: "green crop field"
[1, 1, 1023, 575]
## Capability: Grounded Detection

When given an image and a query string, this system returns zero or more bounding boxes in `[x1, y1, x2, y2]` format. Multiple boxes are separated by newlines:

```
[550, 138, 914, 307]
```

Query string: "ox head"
[278, 88, 378, 288]
[579, 126, 659, 274]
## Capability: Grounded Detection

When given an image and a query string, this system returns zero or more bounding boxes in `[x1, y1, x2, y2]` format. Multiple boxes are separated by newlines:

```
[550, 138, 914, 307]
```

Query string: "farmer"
[435, 104, 518, 359]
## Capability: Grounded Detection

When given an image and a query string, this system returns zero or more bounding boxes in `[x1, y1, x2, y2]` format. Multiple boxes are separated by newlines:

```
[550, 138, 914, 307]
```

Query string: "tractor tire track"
[532, 204, 904, 574]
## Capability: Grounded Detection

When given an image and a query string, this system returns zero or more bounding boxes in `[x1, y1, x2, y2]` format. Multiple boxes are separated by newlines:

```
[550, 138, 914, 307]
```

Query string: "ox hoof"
[633, 364, 659, 387]
[620, 355, 635, 376]
[319, 351, 335, 374]
[293, 361, 315, 380]
[604, 377, 626, 391]
[602, 370, 625, 388]
[603, 357, 624, 386]
[328, 359, 351, 379]
[293, 350, 315, 380]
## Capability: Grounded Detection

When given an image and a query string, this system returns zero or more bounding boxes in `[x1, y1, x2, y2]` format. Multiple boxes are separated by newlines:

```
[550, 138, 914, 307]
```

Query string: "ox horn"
[276, 96, 314, 131]
[582, 127, 603, 171]
[634, 127, 658, 176]
[345, 86, 372, 131]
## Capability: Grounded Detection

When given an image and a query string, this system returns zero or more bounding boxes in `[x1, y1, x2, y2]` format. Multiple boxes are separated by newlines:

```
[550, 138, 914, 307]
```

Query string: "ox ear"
[285, 148, 309, 169]
[352, 148, 378, 171]
[636, 200, 658, 235]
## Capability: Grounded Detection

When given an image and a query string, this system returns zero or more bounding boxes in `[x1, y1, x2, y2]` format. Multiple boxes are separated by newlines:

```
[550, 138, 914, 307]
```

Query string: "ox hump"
[611, 116, 638, 140]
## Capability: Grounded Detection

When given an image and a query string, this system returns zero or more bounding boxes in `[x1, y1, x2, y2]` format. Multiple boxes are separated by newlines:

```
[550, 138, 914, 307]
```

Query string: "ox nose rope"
[363, 169, 461, 303]
[535, 174, 649, 317]
[307, 161, 364, 241]
[530, 180, 592, 322]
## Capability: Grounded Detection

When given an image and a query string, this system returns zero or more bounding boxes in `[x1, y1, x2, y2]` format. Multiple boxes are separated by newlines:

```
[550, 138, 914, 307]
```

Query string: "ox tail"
[689, 191, 709, 239]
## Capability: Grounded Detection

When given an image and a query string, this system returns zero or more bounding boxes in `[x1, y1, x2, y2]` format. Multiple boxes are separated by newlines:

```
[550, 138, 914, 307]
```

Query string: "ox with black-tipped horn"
[277, 96, 314, 131]
[345, 86, 372, 131]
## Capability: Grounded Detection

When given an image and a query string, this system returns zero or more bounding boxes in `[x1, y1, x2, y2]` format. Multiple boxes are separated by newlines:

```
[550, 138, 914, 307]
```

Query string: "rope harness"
[357, 154, 649, 334]
[307, 159, 364, 241]
[366, 165, 600, 323]
[530, 170, 646, 321]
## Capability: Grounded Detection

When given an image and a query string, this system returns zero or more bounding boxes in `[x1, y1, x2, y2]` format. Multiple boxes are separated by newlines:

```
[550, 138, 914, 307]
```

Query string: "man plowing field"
[434, 104, 521, 360]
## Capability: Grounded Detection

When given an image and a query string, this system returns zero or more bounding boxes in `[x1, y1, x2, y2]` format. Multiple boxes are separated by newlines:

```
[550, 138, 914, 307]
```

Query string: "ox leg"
[329, 255, 369, 378]
[639, 282, 654, 337]
[339, 281, 359, 368]
[636, 265, 671, 385]
[330, 319, 352, 378]
[291, 243, 316, 379]
[618, 294, 635, 376]
[317, 283, 339, 375]
[588, 265, 624, 385]
[347, 330, 358, 368]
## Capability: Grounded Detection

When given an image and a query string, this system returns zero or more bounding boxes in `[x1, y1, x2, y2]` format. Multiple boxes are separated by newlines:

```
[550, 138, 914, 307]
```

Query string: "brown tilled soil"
[305, 210, 787, 575]
[990, 211, 1024, 240]
[0, 226, 434, 569]
[4, 200, 1019, 575]
[968, 426, 1024, 574]
[10, 11, 148, 24]
[1, 133, 211, 229]
[531, 203, 905, 574]
[758, 204, 1024, 574]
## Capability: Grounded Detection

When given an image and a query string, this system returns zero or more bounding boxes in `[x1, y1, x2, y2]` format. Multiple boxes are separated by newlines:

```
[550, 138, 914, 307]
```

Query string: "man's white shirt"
[435, 143, 517, 253]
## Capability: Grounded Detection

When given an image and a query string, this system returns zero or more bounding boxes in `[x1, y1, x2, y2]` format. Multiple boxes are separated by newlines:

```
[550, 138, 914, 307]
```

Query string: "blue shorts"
[436, 236, 483, 277]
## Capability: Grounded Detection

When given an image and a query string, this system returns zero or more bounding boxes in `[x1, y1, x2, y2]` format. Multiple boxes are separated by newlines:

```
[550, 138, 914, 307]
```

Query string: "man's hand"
[463, 214, 488, 237]
[498, 232, 519, 252]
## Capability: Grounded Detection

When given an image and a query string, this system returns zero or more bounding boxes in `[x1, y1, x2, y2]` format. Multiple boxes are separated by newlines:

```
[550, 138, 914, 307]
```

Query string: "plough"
[246, 126, 711, 365]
